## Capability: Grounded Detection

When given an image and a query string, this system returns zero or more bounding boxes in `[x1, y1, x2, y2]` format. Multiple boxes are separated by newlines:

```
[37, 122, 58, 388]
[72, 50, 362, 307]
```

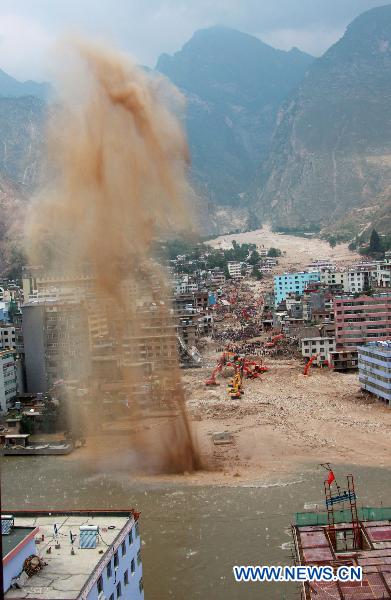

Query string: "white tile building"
[301, 337, 336, 363]
[227, 262, 243, 279]
[0, 350, 17, 413]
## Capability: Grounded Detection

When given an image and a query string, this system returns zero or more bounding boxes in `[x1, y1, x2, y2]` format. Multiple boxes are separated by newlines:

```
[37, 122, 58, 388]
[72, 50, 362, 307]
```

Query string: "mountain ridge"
[255, 3, 391, 240]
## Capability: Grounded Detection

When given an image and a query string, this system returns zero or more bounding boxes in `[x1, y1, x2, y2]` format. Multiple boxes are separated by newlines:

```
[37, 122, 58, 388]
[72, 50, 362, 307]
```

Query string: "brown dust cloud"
[26, 38, 200, 473]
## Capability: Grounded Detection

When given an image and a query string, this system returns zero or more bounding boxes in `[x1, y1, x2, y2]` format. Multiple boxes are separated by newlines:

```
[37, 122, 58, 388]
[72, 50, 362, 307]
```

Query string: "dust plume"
[26, 37, 200, 473]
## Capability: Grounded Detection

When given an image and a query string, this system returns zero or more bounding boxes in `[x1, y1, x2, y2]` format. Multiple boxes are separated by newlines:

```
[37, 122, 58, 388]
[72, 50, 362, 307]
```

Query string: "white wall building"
[342, 269, 372, 294]
[301, 337, 336, 363]
[0, 350, 17, 413]
[227, 261, 243, 279]
[320, 270, 344, 288]
[0, 325, 16, 350]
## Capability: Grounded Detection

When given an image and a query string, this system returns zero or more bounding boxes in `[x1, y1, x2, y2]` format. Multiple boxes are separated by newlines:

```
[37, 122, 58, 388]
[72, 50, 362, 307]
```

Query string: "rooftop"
[2, 526, 37, 559]
[358, 340, 391, 354]
[4, 510, 137, 600]
[294, 508, 391, 600]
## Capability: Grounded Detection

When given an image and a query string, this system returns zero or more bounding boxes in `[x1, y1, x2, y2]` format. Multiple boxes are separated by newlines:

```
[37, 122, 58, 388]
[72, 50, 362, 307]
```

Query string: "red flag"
[327, 470, 335, 485]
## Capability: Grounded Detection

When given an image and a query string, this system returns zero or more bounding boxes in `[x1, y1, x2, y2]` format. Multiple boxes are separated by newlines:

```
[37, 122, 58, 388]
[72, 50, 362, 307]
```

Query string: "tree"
[328, 236, 337, 248]
[369, 229, 382, 253]
[248, 250, 260, 265]
[267, 247, 282, 257]
[20, 415, 35, 435]
[253, 267, 263, 280]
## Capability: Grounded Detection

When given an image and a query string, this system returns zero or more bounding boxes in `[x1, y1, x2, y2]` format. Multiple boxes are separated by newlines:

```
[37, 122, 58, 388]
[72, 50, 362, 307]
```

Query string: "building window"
[121, 541, 126, 556]
[128, 529, 133, 545]
[135, 522, 140, 537]
[131, 558, 135, 574]
[139, 578, 144, 593]
[97, 575, 103, 594]
[124, 569, 129, 586]
[107, 560, 112, 578]
[109, 595, 114, 600]
[114, 550, 119, 568]
[116, 582, 122, 598]
[137, 549, 141, 565]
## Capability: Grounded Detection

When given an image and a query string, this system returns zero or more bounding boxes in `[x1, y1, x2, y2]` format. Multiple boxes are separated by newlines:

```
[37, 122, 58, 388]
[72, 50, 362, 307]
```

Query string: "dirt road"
[207, 224, 360, 270]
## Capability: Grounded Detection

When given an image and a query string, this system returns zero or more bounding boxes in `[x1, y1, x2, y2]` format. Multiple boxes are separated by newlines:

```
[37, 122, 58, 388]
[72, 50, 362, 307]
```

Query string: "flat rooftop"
[2, 526, 36, 559]
[294, 512, 391, 600]
[4, 511, 136, 600]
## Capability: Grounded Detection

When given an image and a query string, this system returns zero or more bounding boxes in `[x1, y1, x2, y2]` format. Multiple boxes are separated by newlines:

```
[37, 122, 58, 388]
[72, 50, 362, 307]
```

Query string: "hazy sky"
[0, 0, 387, 81]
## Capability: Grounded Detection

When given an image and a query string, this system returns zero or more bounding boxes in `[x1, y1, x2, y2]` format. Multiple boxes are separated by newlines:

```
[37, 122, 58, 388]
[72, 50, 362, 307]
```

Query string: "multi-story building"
[301, 337, 336, 363]
[0, 350, 18, 413]
[320, 269, 344, 289]
[342, 267, 373, 294]
[22, 299, 90, 393]
[0, 324, 16, 350]
[374, 251, 391, 288]
[357, 341, 391, 404]
[334, 293, 391, 350]
[274, 272, 320, 307]
[307, 259, 335, 272]
[227, 261, 243, 279]
[3, 510, 144, 599]
[329, 349, 358, 371]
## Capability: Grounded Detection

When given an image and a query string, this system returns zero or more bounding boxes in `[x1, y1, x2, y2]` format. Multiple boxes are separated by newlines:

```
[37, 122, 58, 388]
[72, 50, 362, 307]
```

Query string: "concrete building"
[329, 349, 358, 371]
[22, 299, 90, 393]
[0, 350, 18, 413]
[334, 293, 391, 350]
[301, 337, 336, 363]
[320, 269, 344, 289]
[342, 267, 373, 294]
[0, 324, 16, 350]
[357, 341, 391, 404]
[374, 251, 391, 288]
[227, 262, 243, 279]
[274, 271, 320, 306]
[3, 510, 144, 599]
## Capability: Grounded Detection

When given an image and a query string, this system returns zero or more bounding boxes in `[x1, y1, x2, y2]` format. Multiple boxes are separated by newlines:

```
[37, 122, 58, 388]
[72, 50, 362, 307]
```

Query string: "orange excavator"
[303, 354, 318, 376]
[265, 333, 285, 348]
[243, 360, 269, 378]
[205, 351, 236, 386]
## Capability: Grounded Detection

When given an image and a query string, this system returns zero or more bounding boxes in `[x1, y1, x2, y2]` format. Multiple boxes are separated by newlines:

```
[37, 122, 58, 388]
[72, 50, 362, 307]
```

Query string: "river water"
[2, 458, 390, 600]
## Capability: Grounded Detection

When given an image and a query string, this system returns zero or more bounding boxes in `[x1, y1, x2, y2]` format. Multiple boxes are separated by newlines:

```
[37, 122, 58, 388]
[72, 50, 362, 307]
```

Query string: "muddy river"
[2, 457, 390, 599]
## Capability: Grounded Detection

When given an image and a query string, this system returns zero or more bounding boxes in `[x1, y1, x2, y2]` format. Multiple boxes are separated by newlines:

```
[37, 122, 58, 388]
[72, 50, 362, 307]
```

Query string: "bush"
[267, 247, 282, 257]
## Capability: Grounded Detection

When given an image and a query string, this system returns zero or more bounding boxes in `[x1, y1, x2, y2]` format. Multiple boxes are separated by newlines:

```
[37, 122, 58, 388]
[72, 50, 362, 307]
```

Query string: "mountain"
[156, 26, 314, 209]
[256, 4, 391, 240]
[0, 92, 45, 274]
[0, 68, 49, 100]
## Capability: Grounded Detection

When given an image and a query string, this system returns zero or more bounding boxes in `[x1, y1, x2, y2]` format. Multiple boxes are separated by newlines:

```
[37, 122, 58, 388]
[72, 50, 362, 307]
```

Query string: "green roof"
[295, 506, 391, 526]
[2, 526, 35, 559]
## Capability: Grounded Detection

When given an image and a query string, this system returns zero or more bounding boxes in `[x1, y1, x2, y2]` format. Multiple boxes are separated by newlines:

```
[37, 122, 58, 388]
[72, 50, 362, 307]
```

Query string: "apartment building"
[22, 299, 90, 393]
[334, 293, 391, 350]
[320, 269, 344, 289]
[342, 268, 373, 294]
[374, 251, 391, 288]
[0, 324, 16, 350]
[0, 350, 17, 413]
[301, 337, 336, 363]
[3, 511, 143, 599]
[274, 271, 320, 306]
[357, 341, 391, 404]
[227, 261, 243, 279]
